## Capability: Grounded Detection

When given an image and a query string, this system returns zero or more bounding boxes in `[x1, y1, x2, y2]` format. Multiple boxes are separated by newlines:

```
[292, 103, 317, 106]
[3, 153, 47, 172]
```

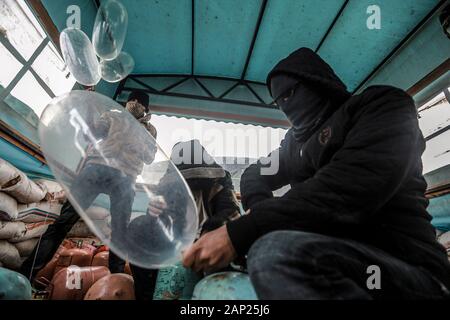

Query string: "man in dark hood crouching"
[182, 47, 450, 299]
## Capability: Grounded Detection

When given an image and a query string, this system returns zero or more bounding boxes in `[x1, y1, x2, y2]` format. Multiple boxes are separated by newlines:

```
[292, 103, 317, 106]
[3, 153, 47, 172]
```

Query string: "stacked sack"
[0, 158, 64, 270]
[437, 230, 450, 262]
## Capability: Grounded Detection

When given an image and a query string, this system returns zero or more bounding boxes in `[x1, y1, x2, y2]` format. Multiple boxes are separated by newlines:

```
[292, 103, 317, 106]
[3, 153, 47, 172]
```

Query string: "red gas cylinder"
[33, 259, 58, 289]
[91, 251, 109, 268]
[53, 248, 93, 276]
[34, 240, 77, 288]
[84, 273, 135, 300]
[48, 266, 110, 300]
[95, 245, 109, 254]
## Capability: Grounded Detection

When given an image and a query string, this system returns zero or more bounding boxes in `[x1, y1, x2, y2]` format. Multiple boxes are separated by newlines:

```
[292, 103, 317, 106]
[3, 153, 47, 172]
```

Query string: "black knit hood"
[170, 140, 225, 191]
[267, 47, 350, 104]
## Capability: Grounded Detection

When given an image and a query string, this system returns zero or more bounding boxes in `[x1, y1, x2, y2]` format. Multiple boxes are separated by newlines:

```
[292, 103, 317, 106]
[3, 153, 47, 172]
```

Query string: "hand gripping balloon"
[39, 91, 198, 268]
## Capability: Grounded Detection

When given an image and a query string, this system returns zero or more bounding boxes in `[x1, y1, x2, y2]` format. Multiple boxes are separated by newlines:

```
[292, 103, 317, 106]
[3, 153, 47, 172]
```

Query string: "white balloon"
[60, 28, 101, 86]
[92, 0, 128, 60]
[100, 52, 134, 83]
[39, 91, 198, 268]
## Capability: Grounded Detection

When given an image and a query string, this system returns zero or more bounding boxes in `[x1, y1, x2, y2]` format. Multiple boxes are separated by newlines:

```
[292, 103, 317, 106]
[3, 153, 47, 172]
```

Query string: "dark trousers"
[247, 230, 450, 299]
[20, 164, 158, 299]
[71, 163, 135, 261]
[20, 201, 126, 277]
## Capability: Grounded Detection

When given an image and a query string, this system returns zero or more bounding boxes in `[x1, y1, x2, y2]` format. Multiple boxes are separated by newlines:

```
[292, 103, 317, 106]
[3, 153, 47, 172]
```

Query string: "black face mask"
[271, 74, 334, 142]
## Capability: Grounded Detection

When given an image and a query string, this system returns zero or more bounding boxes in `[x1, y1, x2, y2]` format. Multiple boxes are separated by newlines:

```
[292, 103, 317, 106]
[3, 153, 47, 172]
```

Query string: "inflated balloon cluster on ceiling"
[60, 0, 134, 86]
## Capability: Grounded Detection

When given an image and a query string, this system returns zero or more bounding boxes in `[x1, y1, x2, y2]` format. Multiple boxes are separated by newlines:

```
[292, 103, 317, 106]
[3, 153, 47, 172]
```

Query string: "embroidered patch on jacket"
[318, 127, 332, 145]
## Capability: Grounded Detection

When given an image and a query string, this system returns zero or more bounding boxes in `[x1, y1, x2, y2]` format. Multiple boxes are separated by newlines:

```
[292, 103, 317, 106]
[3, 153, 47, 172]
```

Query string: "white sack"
[438, 231, 450, 249]
[0, 240, 22, 269]
[1, 168, 47, 204]
[0, 158, 19, 186]
[0, 192, 19, 221]
[0, 221, 26, 239]
[14, 238, 39, 257]
[67, 220, 94, 238]
[9, 221, 52, 243]
[16, 201, 63, 223]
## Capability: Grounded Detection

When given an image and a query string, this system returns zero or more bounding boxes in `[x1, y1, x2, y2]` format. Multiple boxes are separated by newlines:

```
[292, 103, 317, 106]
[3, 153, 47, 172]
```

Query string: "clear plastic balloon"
[39, 90, 198, 268]
[60, 28, 101, 86]
[100, 52, 134, 83]
[92, 0, 128, 60]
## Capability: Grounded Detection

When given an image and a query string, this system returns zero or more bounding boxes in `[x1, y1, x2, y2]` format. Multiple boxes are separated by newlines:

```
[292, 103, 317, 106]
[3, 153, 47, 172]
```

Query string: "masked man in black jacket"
[182, 47, 450, 299]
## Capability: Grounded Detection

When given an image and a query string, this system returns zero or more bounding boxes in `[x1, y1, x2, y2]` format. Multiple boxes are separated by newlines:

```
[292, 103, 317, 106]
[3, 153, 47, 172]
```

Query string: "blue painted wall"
[41, 0, 97, 36]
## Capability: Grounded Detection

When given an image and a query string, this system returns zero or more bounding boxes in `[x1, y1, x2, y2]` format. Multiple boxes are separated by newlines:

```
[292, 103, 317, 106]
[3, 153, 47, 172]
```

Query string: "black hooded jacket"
[227, 48, 450, 288]
[168, 140, 241, 232]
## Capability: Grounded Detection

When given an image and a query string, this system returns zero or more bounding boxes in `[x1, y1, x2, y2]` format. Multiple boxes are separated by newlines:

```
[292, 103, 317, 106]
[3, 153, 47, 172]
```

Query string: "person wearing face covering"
[20, 91, 157, 287]
[182, 47, 450, 299]
[126, 140, 241, 300]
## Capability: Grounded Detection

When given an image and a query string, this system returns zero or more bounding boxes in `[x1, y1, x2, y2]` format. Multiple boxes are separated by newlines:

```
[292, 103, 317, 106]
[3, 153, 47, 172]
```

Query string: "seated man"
[130, 139, 241, 299]
[182, 47, 450, 299]
[169, 139, 241, 237]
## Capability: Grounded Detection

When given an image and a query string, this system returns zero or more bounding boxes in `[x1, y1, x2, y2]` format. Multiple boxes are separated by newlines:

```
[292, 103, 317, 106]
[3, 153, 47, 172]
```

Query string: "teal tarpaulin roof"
[107, 0, 438, 89]
[1, 0, 449, 228]
[36, 0, 449, 126]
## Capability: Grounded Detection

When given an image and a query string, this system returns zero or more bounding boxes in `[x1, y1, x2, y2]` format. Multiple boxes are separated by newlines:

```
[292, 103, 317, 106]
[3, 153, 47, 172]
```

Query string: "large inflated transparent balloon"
[39, 91, 198, 268]
[60, 28, 101, 86]
[92, 0, 128, 60]
[100, 52, 134, 83]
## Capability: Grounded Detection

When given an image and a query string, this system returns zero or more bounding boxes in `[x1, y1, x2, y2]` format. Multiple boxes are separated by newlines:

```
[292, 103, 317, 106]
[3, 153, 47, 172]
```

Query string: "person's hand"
[147, 195, 167, 217]
[126, 100, 146, 119]
[43, 192, 54, 201]
[182, 225, 237, 273]
[138, 113, 152, 124]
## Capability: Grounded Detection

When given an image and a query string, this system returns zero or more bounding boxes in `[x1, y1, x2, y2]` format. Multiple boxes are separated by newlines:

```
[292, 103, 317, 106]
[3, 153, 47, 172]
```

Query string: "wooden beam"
[425, 180, 450, 198]
[26, 0, 61, 52]
[0, 120, 46, 164]
[407, 58, 450, 97]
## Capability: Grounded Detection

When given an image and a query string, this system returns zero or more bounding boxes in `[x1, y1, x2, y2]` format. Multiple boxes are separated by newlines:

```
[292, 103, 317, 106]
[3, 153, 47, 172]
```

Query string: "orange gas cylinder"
[33, 240, 77, 288]
[48, 266, 110, 300]
[95, 245, 109, 254]
[33, 259, 58, 289]
[54, 248, 93, 275]
[91, 251, 109, 268]
[84, 273, 135, 300]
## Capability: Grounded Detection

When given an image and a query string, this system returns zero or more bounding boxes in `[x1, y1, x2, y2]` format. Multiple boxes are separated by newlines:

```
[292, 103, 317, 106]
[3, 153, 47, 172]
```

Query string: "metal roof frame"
[115, 74, 277, 110]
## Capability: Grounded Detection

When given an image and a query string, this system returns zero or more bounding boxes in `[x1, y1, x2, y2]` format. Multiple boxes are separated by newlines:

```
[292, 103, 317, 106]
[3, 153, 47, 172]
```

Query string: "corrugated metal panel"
[194, 0, 262, 78]
[121, 0, 191, 74]
[246, 0, 346, 81]
[360, 14, 450, 94]
[318, 0, 439, 91]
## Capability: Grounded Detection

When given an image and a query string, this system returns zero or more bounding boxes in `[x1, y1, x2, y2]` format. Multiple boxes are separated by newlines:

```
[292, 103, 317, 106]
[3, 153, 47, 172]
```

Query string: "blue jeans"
[70, 163, 135, 264]
[247, 230, 450, 299]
